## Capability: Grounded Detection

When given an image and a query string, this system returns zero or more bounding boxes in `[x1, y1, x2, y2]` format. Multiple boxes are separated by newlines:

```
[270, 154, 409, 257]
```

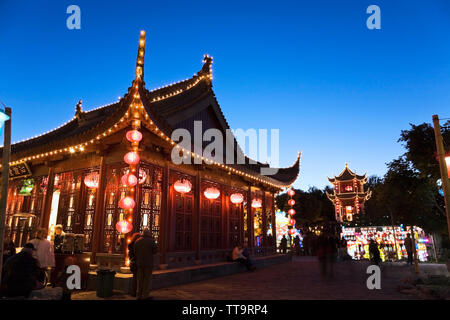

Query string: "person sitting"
[232, 243, 255, 271]
[1, 243, 44, 298]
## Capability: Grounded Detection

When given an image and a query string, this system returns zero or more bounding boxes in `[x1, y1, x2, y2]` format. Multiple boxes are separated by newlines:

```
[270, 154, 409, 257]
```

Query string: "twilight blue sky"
[1, 0, 450, 190]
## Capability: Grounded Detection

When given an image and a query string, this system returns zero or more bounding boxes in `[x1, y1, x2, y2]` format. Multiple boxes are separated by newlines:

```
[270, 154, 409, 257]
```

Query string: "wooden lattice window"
[253, 191, 263, 247]
[55, 171, 83, 234]
[138, 164, 162, 244]
[102, 165, 128, 254]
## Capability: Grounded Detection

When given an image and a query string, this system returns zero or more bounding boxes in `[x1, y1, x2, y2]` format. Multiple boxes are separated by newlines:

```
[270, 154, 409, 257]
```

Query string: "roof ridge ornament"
[135, 30, 146, 81]
[75, 100, 83, 118]
[201, 54, 213, 75]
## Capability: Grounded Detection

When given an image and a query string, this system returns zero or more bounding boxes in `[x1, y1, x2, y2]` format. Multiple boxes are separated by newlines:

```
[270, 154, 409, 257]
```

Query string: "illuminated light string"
[3, 41, 299, 192]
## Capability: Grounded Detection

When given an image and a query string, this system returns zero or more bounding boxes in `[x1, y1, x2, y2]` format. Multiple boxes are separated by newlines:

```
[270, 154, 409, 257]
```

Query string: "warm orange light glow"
[288, 209, 296, 216]
[288, 199, 295, 206]
[287, 189, 295, 197]
[445, 156, 450, 177]
[251, 199, 262, 208]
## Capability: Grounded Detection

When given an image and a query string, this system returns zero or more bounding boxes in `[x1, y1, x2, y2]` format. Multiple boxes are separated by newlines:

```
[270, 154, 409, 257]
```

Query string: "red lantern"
[288, 199, 295, 206]
[174, 179, 192, 194]
[121, 173, 138, 187]
[287, 189, 295, 197]
[126, 130, 143, 143]
[84, 172, 99, 188]
[288, 228, 296, 235]
[230, 193, 244, 205]
[251, 199, 262, 208]
[119, 196, 135, 210]
[116, 220, 133, 234]
[288, 209, 296, 216]
[289, 219, 296, 226]
[124, 151, 140, 165]
[204, 187, 220, 200]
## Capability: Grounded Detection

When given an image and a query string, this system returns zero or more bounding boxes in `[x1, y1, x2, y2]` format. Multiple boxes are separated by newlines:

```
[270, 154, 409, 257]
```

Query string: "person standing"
[128, 232, 141, 297]
[280, 235, 288, 254]
[30, 228, 55, 284]
[404, 233, 414, 265]
[293, 235, 300, 256]
[369, 239, 381, 265]
[134, 228, 157, 300]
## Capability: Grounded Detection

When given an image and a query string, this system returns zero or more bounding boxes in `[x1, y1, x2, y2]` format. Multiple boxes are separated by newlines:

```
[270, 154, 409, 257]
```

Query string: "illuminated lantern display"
[121, 173, 138, 187]
[251, 199, 262, 208]
[288, 209, 296, 216]
[174, 179, 192, 194]
[230, 193, 244, 205]
[204, 187, 220, 200]
[84, 172, 99, 189]
[345, 185, 353, 191]
[116, 220, 133, 234]
[287, 189, 295, 197]
[288, 199, 295, 206]
[126, 130, 143, 143]
[124, 151, 140, 165]
[288, 228, 296, 235]
[119, 196, 136, 210]
[289, 219, 296, 226]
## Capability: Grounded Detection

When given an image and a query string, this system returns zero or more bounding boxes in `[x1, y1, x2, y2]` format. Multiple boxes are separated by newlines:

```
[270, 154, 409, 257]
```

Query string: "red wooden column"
[246, 185, 253, 248]
[194, 171, 201, 261]
[91, 155, 106, 264]
[261, 189, 267, 249]
[159, 164, 170, 266]
[40, 166, 55, 229]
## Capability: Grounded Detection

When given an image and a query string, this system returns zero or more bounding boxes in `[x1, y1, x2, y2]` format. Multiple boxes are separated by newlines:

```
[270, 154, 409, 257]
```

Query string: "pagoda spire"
[135, 30, 146, 80]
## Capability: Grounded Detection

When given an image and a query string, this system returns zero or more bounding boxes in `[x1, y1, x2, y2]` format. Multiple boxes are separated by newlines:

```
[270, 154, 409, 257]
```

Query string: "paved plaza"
[73, 257, 431, 300]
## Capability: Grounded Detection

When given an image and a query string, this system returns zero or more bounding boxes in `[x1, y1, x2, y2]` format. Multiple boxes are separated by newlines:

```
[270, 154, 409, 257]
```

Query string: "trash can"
[96, 269, 116, 298]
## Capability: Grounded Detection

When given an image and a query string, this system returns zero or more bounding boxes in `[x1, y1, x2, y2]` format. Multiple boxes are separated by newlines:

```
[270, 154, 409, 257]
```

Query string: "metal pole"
[432, 115, 450, 238]
[0, 107, 12, 286]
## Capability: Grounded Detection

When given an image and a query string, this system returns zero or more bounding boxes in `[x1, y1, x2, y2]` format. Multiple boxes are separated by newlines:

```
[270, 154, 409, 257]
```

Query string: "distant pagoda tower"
[326, 163, 372, 223]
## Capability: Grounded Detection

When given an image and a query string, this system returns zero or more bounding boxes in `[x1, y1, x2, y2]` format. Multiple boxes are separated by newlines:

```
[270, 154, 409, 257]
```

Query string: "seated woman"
[232, 243, 255, 271]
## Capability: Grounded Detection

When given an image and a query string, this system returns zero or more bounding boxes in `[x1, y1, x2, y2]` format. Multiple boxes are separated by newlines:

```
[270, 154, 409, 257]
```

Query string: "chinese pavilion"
[0, 31, 300, 269]
[326, 163, 371, 223]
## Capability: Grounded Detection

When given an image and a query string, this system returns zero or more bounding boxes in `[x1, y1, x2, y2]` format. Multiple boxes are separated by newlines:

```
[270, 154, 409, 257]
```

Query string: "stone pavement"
[73, 256, 429, 300]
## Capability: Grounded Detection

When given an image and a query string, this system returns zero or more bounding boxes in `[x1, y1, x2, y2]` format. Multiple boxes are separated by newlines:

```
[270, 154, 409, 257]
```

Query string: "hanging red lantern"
[124, 151, 140, 165]
[289, 219, 296, 226]
[84, 172, 99, 189]
[230, 193, 244, 205]
[119, 196, 135, 210]
[121, 173, 138, 187]
[116, 220, 133, 234]
[288, 199, 295, 206]
[288, 208, 296, 216]
[288, 228, 296, 235]
[287, 189, 295, 197]
[204, 187, 220, 200]
[126, 130, 143, 143]
[174, 179, 192, 194]
[251, 199, 262, 208]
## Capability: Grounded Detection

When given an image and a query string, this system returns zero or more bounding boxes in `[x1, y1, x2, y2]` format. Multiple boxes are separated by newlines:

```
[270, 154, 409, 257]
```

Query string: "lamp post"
[0, 106, 11, 286]
[432, 115, 450, 239]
